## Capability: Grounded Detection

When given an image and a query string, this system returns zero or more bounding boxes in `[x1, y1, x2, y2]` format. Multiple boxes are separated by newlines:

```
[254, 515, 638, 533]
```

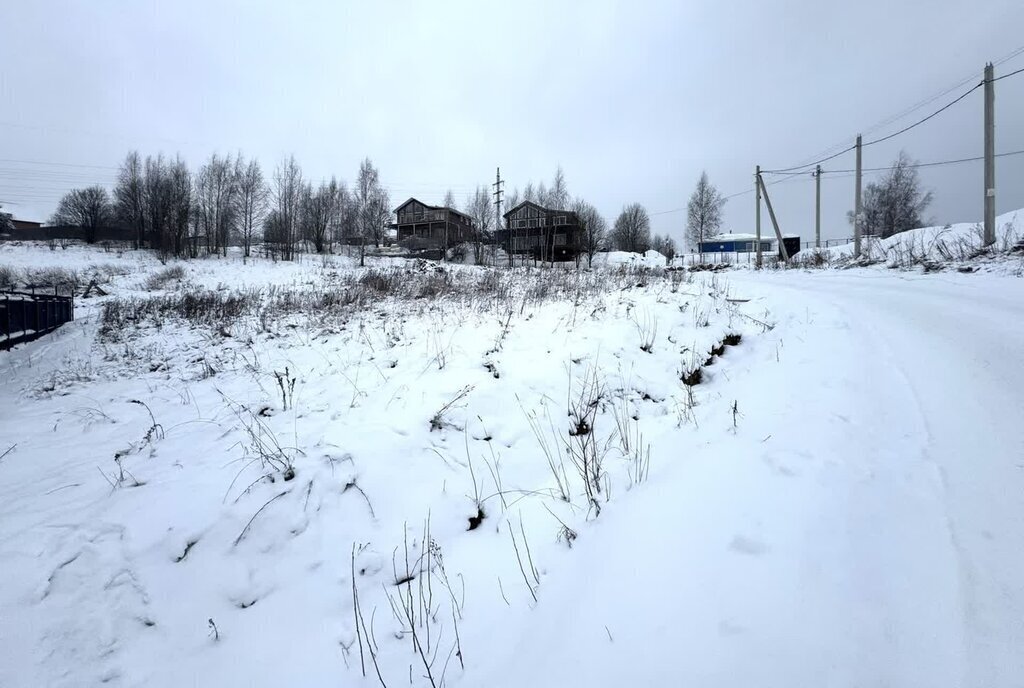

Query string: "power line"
[993, 66, 1024, 82]
[823, 148, 1024, 174]
[0, 158, 118, 170]
[761, 145, 858, 175]
[762, 80, 985, 173]
[860, 81, 984, 147]
[649, 175, 795, 217]
[763, 47, 1024, 175]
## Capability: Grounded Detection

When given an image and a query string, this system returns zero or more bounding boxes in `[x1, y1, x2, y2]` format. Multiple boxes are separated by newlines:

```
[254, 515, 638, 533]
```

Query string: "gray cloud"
[2, 0, 1023, 246]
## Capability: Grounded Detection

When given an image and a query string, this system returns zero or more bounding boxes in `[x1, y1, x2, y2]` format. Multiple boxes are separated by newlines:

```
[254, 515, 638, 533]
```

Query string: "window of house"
[555, 215, 566, 225]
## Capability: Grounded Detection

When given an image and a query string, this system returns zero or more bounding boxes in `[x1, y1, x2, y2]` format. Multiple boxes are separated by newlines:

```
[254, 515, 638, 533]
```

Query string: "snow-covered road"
[472, 271, 1024, 688]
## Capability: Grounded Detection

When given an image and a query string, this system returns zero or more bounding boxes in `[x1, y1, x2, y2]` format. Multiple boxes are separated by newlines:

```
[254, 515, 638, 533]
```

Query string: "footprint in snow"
[729, 535, 768, 557]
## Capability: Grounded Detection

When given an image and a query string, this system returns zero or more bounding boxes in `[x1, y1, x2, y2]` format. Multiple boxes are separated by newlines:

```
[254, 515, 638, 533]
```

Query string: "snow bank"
[596, 249, 667, 268]
[793, 208, 1023, 270]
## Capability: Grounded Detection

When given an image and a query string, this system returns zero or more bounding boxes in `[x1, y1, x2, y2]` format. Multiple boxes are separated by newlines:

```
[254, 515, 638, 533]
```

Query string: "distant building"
[390, 198, 475, 246]
[11, 219, 43, 233]
[698, 233, 799, 258]
[496, 201, 581, 262]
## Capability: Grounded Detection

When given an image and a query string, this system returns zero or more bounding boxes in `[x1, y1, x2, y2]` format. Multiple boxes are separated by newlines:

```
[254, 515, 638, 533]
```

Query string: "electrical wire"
[823, 148, 1024, 174]
[762, 46, 1024, 175]
[993, 66, 1024, 82]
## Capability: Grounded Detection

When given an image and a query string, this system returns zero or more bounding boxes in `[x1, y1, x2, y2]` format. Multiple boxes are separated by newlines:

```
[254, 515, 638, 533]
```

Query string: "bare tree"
[522, 182, 536, 203]
[195, 153, 239, 256]
[0, 204, 13, 235]
[651, 233, 677, 263]
[611, 203, 650, 253]
[443, 189, 456, 209]
[272, 155, 303, 261]
[548, 166, 569, 209]
[686, 171, 725, 253]
[505, 187, 521, 214]
[143, 154, 170, 254]
[847, 150, 933, 238]
[167, 157, 192, 257]
[114, 151, 146, 249]
[334, 183, 357, 247]
[302, 178, 342, 254]
[366, 188, 391, 263]
[236, 157, 269, 260]
[354, 158, 390, 264]
[466, 185, 494, 264]
[572, 198, 606, 268]
[50, 186, 114, 244]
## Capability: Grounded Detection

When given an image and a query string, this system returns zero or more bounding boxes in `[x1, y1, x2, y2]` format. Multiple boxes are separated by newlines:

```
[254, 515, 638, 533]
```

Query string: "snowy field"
[2, 240, 1023, 687]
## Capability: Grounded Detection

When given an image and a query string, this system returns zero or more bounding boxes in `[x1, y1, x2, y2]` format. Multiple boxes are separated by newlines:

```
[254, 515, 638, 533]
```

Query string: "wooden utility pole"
[815, 165, 822, 249]
[755, 165, 762, 268]
[984, 62, 996, 246]
[853, 134, 863, 258]
[757, 173, 789, 261]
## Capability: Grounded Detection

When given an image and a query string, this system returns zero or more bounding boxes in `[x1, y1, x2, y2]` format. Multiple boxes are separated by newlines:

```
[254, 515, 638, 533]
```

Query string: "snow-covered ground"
[1, 240, 1023, 687]
[793, 208, 1024, 271]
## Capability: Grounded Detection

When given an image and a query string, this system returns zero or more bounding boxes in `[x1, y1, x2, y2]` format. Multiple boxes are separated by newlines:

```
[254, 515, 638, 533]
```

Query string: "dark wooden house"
[390, 198, 475, 247]
[496, 201, 581, 262]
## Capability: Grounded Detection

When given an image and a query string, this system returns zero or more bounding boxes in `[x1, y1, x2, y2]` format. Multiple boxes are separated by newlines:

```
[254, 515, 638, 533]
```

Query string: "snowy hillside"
[794, 207, 1024, 270]
[0, 245, 752, 686]
[2, 242, 1024, 687]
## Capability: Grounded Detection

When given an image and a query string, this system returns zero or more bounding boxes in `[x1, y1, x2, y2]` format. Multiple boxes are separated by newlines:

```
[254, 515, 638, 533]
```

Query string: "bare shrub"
[22, 267, 81, 293]
[0, 265, 17, 290]
[143, 264, 186, 290]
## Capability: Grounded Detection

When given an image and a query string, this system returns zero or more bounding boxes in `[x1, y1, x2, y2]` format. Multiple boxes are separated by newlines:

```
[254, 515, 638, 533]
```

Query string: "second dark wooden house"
[496, 201, 581, 262]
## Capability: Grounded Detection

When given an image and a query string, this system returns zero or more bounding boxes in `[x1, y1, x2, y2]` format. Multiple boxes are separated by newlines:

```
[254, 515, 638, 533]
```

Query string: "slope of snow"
[2, 244, 1023, 687]
[0, 248, 743, 687]
[794, 208, 1023, 270]
[471, 269, 1024, 687]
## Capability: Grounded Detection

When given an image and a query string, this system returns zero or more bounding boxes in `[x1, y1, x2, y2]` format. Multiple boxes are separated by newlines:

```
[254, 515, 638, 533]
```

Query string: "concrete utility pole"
[755, 165, 762, 268]
[984, 62, 996, 246]
[757, 173, 789, 262]
[853, 134, 863, 259]
[815, 165, 822, 249]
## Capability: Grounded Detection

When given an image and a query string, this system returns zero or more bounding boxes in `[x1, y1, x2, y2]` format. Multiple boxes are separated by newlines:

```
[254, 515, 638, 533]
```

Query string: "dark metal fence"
[1, 289, 75, 351]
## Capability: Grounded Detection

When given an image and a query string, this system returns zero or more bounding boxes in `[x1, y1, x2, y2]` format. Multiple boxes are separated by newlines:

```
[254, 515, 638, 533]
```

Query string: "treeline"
[46, 153, 720, 264]
[50, 151, 391, 261]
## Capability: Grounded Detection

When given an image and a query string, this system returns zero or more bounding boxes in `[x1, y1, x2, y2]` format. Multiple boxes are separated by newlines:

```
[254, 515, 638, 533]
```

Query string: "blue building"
[698, 234, 772, 253]
[698, 233, 800, 257]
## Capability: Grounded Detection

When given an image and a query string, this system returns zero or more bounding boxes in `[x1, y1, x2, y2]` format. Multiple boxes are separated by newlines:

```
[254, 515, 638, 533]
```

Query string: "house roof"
[704, 233, 762, 242]
[703, 233, 800, 242]
[502, 200, 574, 218]
[394, 197, 472, 221]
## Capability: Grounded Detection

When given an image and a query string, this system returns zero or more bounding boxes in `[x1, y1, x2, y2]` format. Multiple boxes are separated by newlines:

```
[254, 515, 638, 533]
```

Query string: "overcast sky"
[2, 0, 1023, 247]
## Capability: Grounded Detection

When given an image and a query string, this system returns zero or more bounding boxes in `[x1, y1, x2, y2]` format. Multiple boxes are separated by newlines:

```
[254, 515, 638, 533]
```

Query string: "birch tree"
[686, 171, 725, 251]
[573, 198, 606, 267]
[236, 157, 269, 260]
